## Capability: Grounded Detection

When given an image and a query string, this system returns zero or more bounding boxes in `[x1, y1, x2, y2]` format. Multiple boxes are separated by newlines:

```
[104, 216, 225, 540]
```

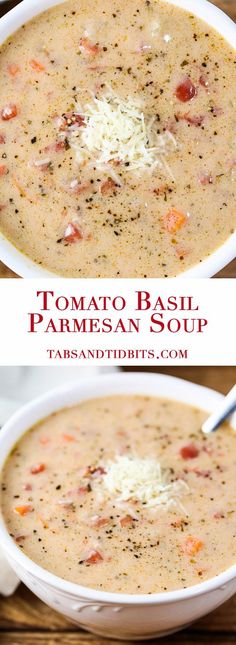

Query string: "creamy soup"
[1, 395, 236, 594]
[0, 0, 235, 277]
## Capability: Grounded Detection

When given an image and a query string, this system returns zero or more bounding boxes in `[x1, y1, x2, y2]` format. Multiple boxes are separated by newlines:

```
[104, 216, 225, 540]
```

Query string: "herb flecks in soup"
[1, 395, 236, 594]
[0, 0, 235, 276]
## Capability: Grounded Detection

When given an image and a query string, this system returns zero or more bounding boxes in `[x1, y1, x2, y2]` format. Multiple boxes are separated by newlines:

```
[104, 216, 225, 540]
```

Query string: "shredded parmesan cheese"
[100, 455, 189, 512]
[67, 89, 178, 176]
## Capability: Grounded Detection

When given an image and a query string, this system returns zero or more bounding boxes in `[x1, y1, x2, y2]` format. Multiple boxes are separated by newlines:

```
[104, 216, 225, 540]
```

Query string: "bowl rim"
[0, 0, 235, 278]
[0, 370, 236, 605]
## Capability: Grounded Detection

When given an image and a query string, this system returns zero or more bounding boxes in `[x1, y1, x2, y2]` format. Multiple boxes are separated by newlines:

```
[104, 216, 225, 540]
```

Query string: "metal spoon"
[202, 384, 236, 434]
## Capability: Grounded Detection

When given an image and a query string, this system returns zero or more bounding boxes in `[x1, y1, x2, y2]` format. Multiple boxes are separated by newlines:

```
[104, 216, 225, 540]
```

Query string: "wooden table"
[0, 0, 235, 279]
[1, 364, 236, 644]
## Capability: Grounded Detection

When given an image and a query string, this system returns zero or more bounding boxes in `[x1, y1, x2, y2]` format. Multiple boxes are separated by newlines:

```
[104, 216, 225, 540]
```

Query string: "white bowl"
[0, 0, 235, 277]
[0, 371, 236, 640]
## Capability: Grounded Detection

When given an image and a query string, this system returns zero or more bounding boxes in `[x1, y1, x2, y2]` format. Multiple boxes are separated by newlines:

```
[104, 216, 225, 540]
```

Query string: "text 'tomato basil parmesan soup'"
[0, 0, 235, 277]
[1, 395, 236, 594]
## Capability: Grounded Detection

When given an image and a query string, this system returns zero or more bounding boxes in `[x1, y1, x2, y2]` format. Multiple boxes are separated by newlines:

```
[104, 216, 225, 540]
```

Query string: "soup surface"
[0, 0, 235, 277]
[1, 395, 236, 594]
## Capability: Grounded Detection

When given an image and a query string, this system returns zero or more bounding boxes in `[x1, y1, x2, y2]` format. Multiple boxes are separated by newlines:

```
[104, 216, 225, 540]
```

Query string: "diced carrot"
[37, 515, 49, 529]
[8, 63, 20, 77]
[62, 433, 76, 442]
[30, 59, 45, 72]
[163, 208, 187, 233]
[12, 175, 36, 203]
[1, 104, 18, 121]
[14, 505, 34, 516]
[30, 463, 45, 475]
[0, 165, 8, 176]
[183, 536, 203, 556]
[101, 178, 118, 195]
[79, 38, 101, 57]
[82, 550, 103, 564]
[180, 444, 199, 460]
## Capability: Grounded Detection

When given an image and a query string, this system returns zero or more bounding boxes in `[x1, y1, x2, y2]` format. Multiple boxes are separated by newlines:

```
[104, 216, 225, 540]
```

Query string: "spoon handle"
[202, 385, 236, 434]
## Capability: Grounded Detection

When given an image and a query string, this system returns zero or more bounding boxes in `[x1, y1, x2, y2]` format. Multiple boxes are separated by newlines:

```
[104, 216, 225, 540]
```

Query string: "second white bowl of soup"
[0, 372, 236, 640]
[0, 0, 235, 277]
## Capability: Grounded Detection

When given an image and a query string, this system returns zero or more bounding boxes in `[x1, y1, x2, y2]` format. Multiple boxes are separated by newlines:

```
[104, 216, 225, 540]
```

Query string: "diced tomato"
[163, 208, 187, 234]
[120, 515, 136, 528]
[101, 178, 118, 195]
[66, 179, 90, 195]
[136, 42, 152, 53]
[30, 463, 45, 475]
[199, 173, 214, 186]
[175, 246, 189, 259]
[213, 512, 225, 519]
[62, 433, 76, 442]
[0, 133, 5, 144]
[89, 466, 107, 478]
[8, 63, 20, 77]
[199, 75, 209, 90]
[175, 77, 197, 103]
[63, 222, 83, 243]
[79, 38, 101, 57]
[175, 112, 204, 127]
[22, 483, 32, 491]
[153, 184, 170, 196]
[44, 141, 68, 153]
[77, 485, 91, 495]
[57, 499, 74, 508]
[30, 59, 45, 72]
[32, 158, 52, 171]
[39, 437, 50, 445]
[171, 519, 184, 529]
[15, 534, 27, 542]
[211, 106, 223, 117]
[14, 505, 34, 516]
[82, 549, 103, 564]
[90, 515, 110, 528]
[1, 104, 18, 121]
[0, 165, 8, 176]
[59, 112, 85, 131]
[202, 445, 213, 456]
[180, 444, 199, 460]
[183, 536, 203, 556]
[192, 468, 211, 478]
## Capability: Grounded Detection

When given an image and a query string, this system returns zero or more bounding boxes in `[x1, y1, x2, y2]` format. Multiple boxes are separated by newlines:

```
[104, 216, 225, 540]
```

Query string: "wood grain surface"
[0, 0, 235, 278]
